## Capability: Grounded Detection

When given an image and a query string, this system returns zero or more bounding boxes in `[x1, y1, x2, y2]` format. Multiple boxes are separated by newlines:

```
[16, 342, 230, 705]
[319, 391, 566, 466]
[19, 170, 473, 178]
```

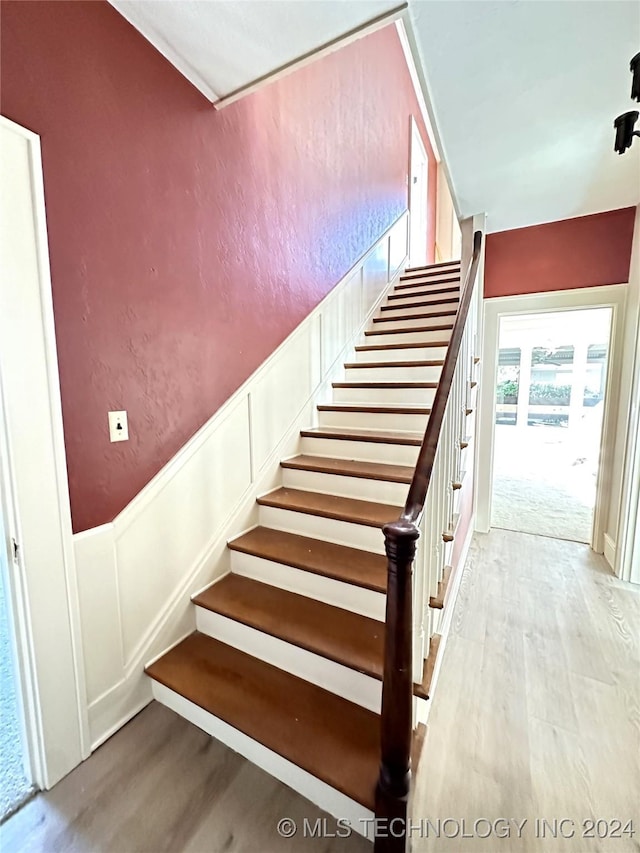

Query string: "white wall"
[74, 213, 408, 749]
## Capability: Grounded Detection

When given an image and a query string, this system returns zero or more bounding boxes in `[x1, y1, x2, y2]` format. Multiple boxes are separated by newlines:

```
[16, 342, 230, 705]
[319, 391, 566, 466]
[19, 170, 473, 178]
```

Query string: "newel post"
[374, 519, 420, 853]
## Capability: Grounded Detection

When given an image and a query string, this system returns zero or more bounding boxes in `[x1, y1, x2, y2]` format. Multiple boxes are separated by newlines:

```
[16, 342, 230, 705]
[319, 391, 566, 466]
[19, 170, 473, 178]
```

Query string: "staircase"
[146, 248, 481, 846]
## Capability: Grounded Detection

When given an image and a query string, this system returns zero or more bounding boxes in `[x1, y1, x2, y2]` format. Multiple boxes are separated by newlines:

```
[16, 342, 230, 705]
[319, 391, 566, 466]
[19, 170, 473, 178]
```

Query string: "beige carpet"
[491, 423, 598, 543]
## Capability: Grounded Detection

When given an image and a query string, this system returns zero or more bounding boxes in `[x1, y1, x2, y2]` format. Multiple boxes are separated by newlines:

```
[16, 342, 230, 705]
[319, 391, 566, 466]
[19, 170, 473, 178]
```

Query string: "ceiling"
[109, 0, 399, 102]
[410, 1, 640, 232]
[109, 0, 640, 233]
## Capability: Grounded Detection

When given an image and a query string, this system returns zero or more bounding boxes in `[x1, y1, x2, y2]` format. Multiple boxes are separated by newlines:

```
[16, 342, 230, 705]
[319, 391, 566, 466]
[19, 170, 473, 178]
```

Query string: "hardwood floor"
[412, 529, 640, 853]
[2, 529, 638, 852]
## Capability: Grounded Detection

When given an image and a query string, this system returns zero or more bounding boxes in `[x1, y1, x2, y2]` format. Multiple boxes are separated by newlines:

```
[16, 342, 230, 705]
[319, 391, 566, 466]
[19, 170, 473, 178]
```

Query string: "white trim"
[0, 115, 90, 787]
[213, 5, 408, 109]
[603, 533, 616, 570]
[74, 213, 409, 748]
[395, 14, 461, 220]
[395, 19, 440, 162]
[107, 1, 220, 102]
[114, 213, 408, 538]
[615, 208, 640, 582]
[408, 116, 429, 267]
[475, 285, 628, 557]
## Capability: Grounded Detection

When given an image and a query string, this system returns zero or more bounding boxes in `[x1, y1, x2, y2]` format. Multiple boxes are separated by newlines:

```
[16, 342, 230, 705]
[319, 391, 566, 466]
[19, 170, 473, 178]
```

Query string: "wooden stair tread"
[317, 404, 431, 414]
[344, 360, 444, 369]
[395, 278, 460, 291]
[365, 323, 453, 336]
[388, 286, 459, 300]
[404, 259, 460, 272]
[381, 297, 459, 311]
[194, 574, 384, 679]
[282, 454, 414, 484]
[413, 634, 441, 700]
[258, 487, 401, 529]
[228, 526, 388, 593]
[373, 310, 457, 324]
[429, 565, 452, 610]
[301, 426, 423, 446]
[146, 632, 380, 809]
[355, 341, 449, 352]
[401, 267, 460, 279]
[333, 381, 438, 389]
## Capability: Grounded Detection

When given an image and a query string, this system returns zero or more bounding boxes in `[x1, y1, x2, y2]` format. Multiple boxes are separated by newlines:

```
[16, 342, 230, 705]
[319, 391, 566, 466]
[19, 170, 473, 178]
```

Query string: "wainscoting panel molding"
[74, 212, 408, 748]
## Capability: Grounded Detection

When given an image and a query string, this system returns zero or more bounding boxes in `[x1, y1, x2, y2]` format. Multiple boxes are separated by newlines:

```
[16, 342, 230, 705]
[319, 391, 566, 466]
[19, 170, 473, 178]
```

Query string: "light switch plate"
[108, 410, 128, 442]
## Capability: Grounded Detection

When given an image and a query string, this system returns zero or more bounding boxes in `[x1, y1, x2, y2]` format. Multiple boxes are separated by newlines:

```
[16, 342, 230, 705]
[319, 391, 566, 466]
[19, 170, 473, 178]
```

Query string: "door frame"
[0, 115, 89, 789]
[408, 116, 429, 267]
[474, 284, 628, 557]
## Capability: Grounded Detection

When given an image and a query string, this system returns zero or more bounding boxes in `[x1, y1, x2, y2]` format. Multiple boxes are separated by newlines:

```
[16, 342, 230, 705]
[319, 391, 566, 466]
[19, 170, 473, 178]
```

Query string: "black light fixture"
[631, 52, 640, 101]
[613, 51, 640, 154]
[614, 111, 639, 154]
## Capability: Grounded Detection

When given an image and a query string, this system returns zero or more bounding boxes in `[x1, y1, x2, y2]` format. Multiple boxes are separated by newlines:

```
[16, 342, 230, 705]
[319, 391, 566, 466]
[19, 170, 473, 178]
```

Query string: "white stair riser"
[355, 345, 447, 363]
[282, 465, 409, 505]
[318, 408, 429, 433]
[363, 327, 452, 346]
[392, 276, 461, 296]
[386, 292, 459, 308]
[333, 385, 437, 406]
[345, 365, 442, 383]
[230, 550, 386, 621]
[259, 504, 388, 555]
[380, 303, 458, 319]
[195, 608, 382, 712]
[299, 435, 420, 466]
[151, 682, 374, 838]
[372, 314, 455, 330]
[399, 268, 460, 283]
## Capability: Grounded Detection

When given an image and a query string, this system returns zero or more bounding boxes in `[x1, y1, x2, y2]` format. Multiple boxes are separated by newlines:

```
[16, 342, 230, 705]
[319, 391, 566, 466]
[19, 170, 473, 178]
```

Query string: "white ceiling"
[410, 0, 640, 232]
[109, 0, 399, 102]
[109, 0, 640, 233]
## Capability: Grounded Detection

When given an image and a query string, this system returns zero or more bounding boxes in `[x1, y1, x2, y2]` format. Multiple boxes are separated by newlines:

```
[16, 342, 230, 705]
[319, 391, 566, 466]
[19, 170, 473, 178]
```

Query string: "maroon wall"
[485, 208, 636, 299]
[1, 1, 436, 532]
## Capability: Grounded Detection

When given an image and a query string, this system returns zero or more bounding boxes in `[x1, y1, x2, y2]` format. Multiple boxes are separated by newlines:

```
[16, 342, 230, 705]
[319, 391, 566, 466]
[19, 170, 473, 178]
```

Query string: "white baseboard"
[74, 213, 409, 749]
[603, 533, 616, 570]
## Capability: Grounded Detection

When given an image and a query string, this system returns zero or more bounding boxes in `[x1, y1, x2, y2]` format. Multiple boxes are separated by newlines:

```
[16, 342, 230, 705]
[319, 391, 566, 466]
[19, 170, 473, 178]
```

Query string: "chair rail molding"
[73, 213, 410, 748]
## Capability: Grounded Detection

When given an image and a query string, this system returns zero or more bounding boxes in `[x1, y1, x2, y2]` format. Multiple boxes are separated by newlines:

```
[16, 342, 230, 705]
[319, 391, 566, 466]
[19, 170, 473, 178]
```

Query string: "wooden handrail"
[374, 230, 483, 852]
[402, 229, 483, 523]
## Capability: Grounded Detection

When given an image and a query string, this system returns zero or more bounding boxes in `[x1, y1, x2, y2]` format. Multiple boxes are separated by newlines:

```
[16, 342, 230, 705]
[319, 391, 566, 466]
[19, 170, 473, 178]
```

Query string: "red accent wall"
[485, 208, 636, 299]
[1, 1, 436, 532]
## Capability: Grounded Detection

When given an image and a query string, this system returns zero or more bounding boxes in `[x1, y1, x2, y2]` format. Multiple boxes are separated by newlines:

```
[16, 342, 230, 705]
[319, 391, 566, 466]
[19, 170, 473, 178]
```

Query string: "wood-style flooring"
[412, 529, 640, 853]
[2, 529, 638, 852]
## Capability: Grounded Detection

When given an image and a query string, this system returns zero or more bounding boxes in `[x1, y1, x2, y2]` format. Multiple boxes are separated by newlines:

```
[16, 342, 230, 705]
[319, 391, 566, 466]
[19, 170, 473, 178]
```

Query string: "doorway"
[408, 117, 429, 267]
[491, 309, 612, 543]
[0, 485, 34, 820]
[0, 115, 88, 795]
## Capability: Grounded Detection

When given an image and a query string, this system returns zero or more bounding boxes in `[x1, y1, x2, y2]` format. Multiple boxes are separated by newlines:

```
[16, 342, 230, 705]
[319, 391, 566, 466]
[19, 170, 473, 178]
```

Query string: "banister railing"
[374, 230, 483, 853]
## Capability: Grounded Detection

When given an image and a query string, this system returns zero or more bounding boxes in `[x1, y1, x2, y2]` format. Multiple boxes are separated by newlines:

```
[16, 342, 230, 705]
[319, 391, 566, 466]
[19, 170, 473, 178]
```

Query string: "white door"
[0, 116, 89, 787]
[409, 118, 429, 267]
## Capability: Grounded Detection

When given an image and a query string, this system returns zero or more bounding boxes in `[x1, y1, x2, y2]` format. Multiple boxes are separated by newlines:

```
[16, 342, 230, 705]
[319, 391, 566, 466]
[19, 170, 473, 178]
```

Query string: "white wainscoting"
[74, 212, 408, 749]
